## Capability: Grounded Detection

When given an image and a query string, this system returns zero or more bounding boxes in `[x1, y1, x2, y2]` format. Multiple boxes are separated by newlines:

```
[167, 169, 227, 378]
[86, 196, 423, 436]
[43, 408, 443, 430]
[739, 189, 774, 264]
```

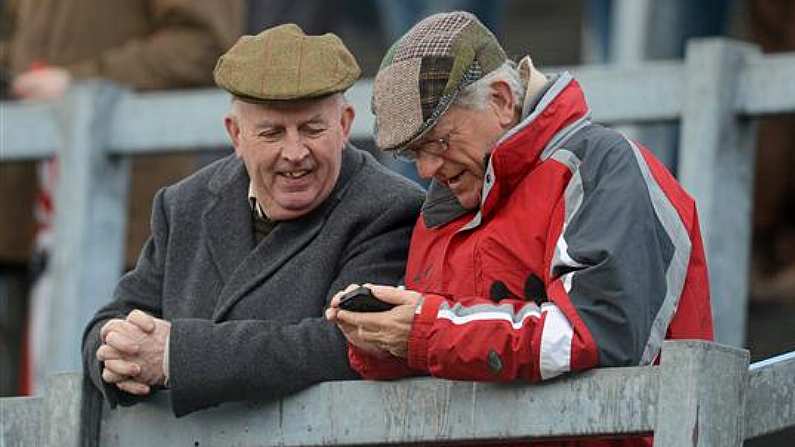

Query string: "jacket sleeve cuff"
[162, 332, 171, 387]
[348, 344, 411, 380]
[407, 293, 444, 372]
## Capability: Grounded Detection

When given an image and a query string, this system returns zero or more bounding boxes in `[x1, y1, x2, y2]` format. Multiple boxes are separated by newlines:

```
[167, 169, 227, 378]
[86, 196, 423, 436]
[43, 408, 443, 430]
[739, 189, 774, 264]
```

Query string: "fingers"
[101, 312, 157, 354]
[327, 284, 362, 319]
[335, 320, 389, 358]
[96, 344, 125, 362]
[335, 307, 388, 327]
[336, 311, 383, 342]
[329, 283, 361, 308]
[335, 304, 413, 359]
[325, 306, 339, 322]
[102, 369, 152, 395]
[100, 319, 127, 343]
[115, 380, 151, 396]
[101, 367, 127, 384]
[104, 359, 141, 377]
[334, 308, 367, 326]
[126, 310, 156, 333]
[105, 331, 140, 355]
[368, 285, 421, 306]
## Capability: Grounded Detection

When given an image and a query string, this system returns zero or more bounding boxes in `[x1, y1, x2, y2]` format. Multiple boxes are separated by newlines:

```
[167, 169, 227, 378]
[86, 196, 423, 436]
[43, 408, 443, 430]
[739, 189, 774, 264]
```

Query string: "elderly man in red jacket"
[327, 11, 714, 447]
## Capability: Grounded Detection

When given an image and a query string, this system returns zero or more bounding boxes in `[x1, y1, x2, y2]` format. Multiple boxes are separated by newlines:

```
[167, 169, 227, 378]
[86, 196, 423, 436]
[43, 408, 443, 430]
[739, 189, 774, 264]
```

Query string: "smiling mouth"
[281, 169, 311, 179]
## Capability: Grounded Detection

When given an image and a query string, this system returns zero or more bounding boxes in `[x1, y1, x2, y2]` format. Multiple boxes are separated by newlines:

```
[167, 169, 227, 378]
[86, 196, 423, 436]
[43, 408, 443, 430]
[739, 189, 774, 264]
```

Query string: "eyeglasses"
[393, 135, 450, 162]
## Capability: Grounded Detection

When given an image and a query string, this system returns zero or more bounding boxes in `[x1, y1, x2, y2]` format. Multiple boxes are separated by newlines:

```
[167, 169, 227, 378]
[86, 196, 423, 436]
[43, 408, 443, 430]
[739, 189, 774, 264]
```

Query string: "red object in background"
[18, 321, 32, 395]
[29, 60, 47, 71]
[18, 61, 53, 394]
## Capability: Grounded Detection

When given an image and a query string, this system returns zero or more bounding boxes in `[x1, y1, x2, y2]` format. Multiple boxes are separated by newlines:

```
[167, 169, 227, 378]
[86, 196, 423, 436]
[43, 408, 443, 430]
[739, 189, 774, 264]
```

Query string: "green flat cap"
[214, 23, 361, 101]
[372, 11, 507, 150]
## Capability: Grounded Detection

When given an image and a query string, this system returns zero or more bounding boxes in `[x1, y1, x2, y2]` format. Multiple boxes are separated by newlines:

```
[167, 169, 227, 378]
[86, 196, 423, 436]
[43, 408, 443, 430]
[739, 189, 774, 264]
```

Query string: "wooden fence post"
[678, 39, 760, 347]
[654, 340, 749, 446]
[46, 82, 130, 374]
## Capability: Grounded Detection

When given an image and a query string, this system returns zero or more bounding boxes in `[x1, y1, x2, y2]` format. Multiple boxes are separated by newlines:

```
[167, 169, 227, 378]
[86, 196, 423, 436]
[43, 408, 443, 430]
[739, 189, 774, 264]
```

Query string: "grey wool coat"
[81, 146, 424, 417]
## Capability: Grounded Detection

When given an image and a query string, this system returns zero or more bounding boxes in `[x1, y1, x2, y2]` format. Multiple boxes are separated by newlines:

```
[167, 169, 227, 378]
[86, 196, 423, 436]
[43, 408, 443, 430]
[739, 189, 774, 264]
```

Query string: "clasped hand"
[325, 284, 420, 358]
[96, 310, 170, 395]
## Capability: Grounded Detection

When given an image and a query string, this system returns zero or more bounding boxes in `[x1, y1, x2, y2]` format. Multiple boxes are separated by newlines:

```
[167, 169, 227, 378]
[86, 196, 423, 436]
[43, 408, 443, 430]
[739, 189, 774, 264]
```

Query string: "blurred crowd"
[0, 0, 793, 409]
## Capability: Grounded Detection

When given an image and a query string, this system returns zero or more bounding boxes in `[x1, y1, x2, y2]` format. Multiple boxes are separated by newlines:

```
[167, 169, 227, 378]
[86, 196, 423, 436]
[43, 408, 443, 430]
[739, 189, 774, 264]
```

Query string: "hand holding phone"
[338, 286, 395, 313]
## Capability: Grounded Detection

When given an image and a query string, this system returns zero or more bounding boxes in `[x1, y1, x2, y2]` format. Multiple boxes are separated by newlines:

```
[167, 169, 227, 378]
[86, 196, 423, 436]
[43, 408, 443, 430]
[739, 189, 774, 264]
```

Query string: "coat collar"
[422, 71, 592, 229]
[203, 146, 364, 320]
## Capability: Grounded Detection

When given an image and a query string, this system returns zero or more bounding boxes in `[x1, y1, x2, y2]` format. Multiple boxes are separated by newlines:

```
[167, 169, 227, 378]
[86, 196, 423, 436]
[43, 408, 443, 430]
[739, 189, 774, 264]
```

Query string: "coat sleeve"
[166, 186, 423, 416]
[402, 139, 696, 382]
[81, 187, 171, 408]
[65, 0, 242, 89]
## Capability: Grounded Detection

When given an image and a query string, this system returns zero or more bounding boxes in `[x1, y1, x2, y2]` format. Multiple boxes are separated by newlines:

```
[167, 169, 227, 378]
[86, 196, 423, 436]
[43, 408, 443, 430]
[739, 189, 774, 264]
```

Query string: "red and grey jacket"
[349, 73, 713, 445]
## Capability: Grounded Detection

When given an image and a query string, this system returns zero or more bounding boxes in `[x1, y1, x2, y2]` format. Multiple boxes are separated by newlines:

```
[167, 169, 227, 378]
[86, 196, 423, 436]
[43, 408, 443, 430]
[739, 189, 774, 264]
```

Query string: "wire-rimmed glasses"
[393, 135, 450, 162]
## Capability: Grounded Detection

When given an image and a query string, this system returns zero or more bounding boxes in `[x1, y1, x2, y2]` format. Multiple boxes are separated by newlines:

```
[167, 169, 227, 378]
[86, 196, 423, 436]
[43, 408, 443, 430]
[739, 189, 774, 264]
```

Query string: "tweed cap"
[214, 24, 361, 101]
[372, 11, 507, 151]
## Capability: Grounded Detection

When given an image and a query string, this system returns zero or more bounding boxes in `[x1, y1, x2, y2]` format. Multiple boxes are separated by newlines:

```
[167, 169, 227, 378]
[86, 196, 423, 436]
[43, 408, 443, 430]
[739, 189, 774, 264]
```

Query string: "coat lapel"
[210, 146, 364, 321]
[211, 203, 329, 321]
[203, 158, 255, 283]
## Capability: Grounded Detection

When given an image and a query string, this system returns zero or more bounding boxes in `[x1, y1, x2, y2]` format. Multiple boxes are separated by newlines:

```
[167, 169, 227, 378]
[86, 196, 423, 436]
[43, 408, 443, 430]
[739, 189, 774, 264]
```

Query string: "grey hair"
[453, 61, 525, 112]
[228, 92, 348, 120]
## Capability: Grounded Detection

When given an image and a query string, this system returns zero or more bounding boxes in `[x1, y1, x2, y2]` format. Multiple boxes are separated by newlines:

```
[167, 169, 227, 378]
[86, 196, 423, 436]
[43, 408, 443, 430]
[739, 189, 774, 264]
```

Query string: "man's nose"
[281, 131, 309, 162]
[415, 152, 445, 179]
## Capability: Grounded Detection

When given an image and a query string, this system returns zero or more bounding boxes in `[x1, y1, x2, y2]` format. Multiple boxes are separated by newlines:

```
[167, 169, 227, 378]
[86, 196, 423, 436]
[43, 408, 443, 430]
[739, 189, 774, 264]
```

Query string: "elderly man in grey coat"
[81, 24, 424, 417]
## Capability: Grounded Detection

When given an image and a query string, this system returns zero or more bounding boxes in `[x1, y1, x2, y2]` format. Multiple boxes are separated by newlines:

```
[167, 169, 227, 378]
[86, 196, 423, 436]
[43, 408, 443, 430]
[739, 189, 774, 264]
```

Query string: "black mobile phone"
[338, 286, 395, 312]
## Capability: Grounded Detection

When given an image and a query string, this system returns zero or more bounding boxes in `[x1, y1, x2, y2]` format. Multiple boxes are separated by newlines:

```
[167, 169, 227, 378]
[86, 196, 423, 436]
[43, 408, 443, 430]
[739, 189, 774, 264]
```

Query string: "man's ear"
[224, 114, 243, 157]
[489, 80, 517, 129]
[339, 103, 355, 144]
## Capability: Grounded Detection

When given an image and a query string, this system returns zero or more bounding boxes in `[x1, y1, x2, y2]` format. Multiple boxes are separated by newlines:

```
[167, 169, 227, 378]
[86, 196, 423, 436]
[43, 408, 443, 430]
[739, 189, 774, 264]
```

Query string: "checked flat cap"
[214, 23, 361, 101]
[372, 11, 507, 151]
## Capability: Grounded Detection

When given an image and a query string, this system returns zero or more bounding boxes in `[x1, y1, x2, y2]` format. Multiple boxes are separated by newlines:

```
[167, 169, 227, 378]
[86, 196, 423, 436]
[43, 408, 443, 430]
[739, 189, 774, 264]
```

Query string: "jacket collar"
[422, 71, 592, 229]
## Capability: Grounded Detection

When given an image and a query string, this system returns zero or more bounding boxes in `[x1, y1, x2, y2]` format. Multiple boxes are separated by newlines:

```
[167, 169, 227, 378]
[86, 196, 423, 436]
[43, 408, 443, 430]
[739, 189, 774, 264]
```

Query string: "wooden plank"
[745, 351, 795, 439]
[100, 368, 658, 446]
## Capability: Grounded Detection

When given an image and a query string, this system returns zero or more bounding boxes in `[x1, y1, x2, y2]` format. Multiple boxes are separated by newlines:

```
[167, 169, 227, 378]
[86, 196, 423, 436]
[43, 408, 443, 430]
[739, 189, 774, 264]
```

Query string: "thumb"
[330, 283, 361, 308]
[367, 285, 421, 306]
[126, 310, 156, 333]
